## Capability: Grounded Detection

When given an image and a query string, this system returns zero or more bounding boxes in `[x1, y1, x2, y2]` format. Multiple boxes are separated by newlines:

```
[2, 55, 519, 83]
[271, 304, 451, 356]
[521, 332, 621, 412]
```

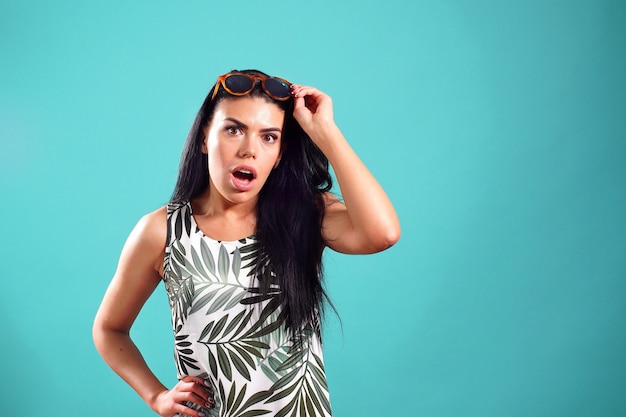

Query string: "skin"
[93, 85, 400, 417]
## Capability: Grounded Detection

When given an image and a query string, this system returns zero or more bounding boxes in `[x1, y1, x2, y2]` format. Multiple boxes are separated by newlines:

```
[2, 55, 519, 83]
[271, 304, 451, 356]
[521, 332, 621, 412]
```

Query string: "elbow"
[92, 317, 106, 351]
[386, 225, 401, 247]
[92, 312, 122, 353]
[382, 225, 401, 250]
[368, 224, 401, 253]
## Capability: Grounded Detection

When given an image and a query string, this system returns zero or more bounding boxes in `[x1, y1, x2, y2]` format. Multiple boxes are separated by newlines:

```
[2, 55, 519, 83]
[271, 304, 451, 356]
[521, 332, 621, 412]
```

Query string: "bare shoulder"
[135, 205, 167, 244]
[122, 205, 168, 276]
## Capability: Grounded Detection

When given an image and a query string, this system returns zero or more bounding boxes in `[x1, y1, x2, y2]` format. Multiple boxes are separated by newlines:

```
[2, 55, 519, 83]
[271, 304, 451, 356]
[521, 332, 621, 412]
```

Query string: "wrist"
[309, 121, 342, 151]
[146, 387, 168, 413]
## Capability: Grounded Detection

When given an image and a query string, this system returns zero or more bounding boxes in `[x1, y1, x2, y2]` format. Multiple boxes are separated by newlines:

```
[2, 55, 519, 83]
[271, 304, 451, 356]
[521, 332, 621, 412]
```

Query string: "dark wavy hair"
[170, 69, 334, 335]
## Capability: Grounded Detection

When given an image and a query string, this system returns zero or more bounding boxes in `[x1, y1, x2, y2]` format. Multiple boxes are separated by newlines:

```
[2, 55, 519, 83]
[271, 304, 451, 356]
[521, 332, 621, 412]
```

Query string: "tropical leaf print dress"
[163, 202, 332, 417]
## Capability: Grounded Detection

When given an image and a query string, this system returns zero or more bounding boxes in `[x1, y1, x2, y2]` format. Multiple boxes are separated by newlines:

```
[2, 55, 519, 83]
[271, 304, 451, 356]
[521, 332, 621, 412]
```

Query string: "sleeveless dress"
[163, 202, 332, 417]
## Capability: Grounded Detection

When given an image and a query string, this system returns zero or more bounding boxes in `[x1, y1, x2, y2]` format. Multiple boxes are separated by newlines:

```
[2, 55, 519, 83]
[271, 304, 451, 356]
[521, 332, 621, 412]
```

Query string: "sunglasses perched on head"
[211, 73, 292, 101]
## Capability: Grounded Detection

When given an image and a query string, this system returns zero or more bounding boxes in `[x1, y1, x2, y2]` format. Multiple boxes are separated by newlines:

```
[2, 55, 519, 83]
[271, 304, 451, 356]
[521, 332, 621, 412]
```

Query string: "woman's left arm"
[292, 85, 400, 254]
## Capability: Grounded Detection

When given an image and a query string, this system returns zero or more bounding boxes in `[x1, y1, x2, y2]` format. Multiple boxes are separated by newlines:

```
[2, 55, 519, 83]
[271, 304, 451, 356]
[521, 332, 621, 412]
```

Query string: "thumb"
[292, 94, 310, 122]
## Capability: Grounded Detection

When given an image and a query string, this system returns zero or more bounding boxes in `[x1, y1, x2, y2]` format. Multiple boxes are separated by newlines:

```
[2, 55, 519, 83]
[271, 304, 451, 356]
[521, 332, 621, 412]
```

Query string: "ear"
[201, 126, 209, 154]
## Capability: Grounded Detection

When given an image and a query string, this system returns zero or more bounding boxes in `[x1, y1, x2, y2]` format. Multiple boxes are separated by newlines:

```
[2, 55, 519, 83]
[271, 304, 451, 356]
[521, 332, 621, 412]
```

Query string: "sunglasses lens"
[264, 78, 291, 100]
[224, 74, 255, 94]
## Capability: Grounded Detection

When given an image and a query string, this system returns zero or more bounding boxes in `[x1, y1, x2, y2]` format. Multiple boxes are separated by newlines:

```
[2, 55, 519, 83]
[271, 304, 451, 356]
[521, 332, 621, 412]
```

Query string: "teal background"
[1, 0, 624, 416]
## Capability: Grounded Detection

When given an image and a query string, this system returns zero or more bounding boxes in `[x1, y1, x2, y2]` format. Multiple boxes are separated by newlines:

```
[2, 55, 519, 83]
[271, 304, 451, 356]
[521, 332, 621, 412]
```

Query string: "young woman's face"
[203, 96, 285, 206]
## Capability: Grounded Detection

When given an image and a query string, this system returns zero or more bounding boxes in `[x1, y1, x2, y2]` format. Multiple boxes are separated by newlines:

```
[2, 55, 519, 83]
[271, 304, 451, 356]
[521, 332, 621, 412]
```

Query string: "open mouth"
[233, 169, 255, 181]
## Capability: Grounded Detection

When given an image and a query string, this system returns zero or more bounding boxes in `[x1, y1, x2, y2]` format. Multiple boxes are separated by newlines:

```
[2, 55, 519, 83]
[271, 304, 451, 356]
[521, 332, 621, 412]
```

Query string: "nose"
[239, 136, 257, 159]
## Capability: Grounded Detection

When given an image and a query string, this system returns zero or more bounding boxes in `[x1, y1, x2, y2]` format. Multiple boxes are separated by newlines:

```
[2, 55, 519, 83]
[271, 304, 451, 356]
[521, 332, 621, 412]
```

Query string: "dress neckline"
[186, 201, 255, 244]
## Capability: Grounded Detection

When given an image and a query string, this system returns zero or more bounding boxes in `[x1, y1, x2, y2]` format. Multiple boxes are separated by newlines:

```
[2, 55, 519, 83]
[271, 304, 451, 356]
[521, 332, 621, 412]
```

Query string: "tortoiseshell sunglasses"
[211, 72, 292, 101]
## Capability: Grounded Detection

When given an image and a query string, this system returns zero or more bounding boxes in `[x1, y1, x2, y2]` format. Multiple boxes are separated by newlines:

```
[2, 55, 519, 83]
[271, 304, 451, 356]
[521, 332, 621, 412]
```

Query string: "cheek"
[206, 139, 231, 175]
[206, 137, 221, 162]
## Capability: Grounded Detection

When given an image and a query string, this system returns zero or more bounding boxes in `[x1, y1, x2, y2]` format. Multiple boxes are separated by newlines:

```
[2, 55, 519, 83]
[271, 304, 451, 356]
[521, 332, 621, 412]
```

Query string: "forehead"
[211, 96, 285, 126]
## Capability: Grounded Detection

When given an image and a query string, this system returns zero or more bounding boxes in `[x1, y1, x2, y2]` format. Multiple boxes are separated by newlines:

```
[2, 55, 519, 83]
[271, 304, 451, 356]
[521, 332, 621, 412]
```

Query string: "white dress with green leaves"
[163, 202, 332, 417]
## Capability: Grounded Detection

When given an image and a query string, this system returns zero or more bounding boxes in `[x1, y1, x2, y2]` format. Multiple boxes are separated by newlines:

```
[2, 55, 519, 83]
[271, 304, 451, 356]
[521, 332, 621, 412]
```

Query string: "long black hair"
[170, 69, 334, 335]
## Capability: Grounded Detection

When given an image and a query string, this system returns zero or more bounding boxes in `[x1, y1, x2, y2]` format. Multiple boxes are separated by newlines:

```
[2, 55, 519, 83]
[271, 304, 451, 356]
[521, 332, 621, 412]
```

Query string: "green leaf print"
[226, 381, 238, 410]
[267, 366, 300, 393]
[309, 375, 331, 414]
[267, 375, 301, 403]
[232, 247, 241, 278]
[255, 335, 331, 417]
[240, 297, 282, 338]
[236, 391, 273, 417]
[231, 310, 256, 338]
[171, 262, 182, 282]
[273, 394, 299, 417]
[208, 315, 229, 341]
[172, 241, 187, 266]
[237, 409, 272, 417]
[304, 379, 325, 417]
[207, 347, 218, 377]
[218, 244, 230, 281]
[223, 289, 247, 310]
[240, 339, 270, 350]
[174, 209, 183, 240]
[309, 356, 328, 386]
[221, 309, 248, 338]
[188, 287, 221, 315]
[267, 356, 282, 373]
[190, 245, 210, 280]
[180, 256, 202, 279]
[231, 343, 257, 368]
[175, 277, 195, 321]
[228, 346, 251, 381]
[216, 344, 233, 380]
[275, 347, 306, 372]
[238, 241, 257, 254]
[198, 321, 215, 342]
[299, 393, 307, 417]
[260, 362, 278, 383]
[205, 286, 238, 315]
[200, 238, 216, 276]
[246, 318, 285, 340]
[175, 333, 201, 375]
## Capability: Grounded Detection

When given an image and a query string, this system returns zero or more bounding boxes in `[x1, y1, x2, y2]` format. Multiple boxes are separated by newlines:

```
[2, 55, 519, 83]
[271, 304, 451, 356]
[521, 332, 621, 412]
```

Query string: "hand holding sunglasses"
[291, 84, 338, 145]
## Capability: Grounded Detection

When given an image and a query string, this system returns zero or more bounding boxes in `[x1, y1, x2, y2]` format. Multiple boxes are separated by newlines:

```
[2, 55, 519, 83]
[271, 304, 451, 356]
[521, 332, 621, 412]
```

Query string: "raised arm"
[292, 85, 400, 254]
[92, 207, 213, 417]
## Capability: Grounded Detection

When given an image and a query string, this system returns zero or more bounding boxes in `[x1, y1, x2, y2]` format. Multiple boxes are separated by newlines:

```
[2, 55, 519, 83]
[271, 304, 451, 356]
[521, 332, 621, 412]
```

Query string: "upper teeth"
[239, 169, 251, 174]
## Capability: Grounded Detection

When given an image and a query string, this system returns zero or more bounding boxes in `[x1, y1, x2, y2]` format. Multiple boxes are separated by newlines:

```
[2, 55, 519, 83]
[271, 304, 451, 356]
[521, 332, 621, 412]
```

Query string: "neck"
[191, 184, 258, 223]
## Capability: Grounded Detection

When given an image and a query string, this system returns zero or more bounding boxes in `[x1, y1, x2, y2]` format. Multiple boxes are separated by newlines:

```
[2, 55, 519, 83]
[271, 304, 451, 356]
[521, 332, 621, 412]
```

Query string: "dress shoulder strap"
[163, 201, 192, 284]
[165, 201, 191, 247]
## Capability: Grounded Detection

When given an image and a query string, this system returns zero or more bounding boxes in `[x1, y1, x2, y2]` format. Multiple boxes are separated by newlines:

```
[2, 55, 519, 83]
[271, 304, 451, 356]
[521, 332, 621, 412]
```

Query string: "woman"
[93, 69, 400, 417]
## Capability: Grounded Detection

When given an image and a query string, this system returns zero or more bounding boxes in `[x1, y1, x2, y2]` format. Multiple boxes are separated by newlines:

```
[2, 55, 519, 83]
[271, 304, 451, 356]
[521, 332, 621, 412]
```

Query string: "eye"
[226, 125, 243, 135]
[262, 133, 279, 143]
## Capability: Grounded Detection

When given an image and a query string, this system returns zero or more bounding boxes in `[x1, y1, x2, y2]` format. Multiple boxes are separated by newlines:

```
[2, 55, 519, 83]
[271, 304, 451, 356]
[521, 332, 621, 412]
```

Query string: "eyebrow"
[224, 117, 282, 133]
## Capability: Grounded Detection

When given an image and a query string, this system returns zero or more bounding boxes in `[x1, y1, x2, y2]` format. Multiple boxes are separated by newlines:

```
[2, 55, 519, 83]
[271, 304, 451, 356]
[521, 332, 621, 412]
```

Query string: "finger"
[174, 390, 212, 410]
[295, 89, 331, 113]
[172, 380, 214, 408]
[190, 383, 215, 403]
[181, 376, 213, 389]
[179, 376, 214, 397]
[179, 375, 208, 385]
[292, 86, 324, 99]
[293, 94, 311, 119]
[175, 402, 205, 417]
